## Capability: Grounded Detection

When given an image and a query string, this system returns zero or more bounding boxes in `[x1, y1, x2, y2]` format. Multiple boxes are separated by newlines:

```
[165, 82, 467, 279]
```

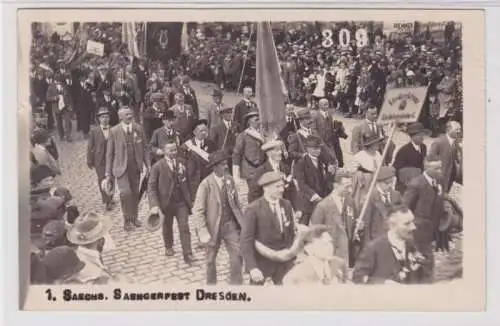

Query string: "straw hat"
[66, 212, 112, 245]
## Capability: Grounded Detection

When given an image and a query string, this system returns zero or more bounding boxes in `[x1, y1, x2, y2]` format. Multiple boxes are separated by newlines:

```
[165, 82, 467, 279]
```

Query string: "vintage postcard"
[18, 8, 485, 311]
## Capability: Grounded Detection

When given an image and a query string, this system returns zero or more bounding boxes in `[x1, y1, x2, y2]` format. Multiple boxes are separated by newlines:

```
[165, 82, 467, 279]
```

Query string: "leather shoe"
[165, 248, 175, 256]
[183, 254, 195, 264]
[132, 219, 142, 228]
[124, 223, 134, 232]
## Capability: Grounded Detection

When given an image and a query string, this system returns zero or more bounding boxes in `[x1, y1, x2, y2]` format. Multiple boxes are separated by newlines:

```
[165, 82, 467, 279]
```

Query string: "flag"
[146, 22, 183, 63]
[255, 21, 288, 138]
[123, 22, 140, 58]
[181, 22, 189, 52]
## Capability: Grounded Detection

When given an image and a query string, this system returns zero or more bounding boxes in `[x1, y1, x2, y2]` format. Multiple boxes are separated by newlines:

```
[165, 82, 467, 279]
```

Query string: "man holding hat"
[393, 122, 430, 193]
[200, 88, 226, 130]
[292, 136, 336, 225]
[209, 105, 240, 154]
[170, 92, 196, 143]
[240, 171, 297, 285]
[105, 106, 150, 231]
[232, 110, 267, 210]
[192, 150, 244, 284]
[149, 109, 181, 166]
[248, 139, 292, 204]
[148, 140, 195, 264]
[181, 119, 216, 202]
[87, 107, 115, 211]
[358, 166, 403, 249]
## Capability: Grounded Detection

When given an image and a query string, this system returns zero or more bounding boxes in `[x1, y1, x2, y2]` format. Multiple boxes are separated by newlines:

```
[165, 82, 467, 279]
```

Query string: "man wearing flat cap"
[240, 171, 297, 285]
[87, 107, 115, 211]
[248, 139, 292, 204]
[200, 88, 226, 130]
[170, 92, 196, 143]
[358, 166, 403, 250]
[393, 122, 430, 194]
[149, 109, 181, 166]
[192, 151, 244, 284]
[106, 106, 150, 231]
[180, 119, 217, 202]
[232, 110, 267, 210]
[292, 136, 336, 225]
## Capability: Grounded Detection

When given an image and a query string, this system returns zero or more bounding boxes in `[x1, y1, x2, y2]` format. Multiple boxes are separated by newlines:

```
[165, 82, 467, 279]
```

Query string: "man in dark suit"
[142, 92, 166, 142]
[94, 64, 113, 99]
[170, 92, 196, 143]
[402, 159, 446, 283]
[209, 106, 240, 154]
[248, 140, 292, 204]
[359, 166, 403, 249]
[149, 110, 181, 167]
[148, 140, 194, 264]
[393, 122, 430, 193]
[96, 89, 119, 127]
[180, 120, 217, 203]
[105, 107, 150, 231]
[180, 75, 199, 118]
[46, 74, 73, 142]
[427, 121, 462, 192]
[352, 205, 429, 284]
[292, 136, 335, 225]
[350, 107, 395, 165]
[233, 87, 257, 132]
[192, 151, 244, 284]
[240, 171, 297, 285]
[87, 108, 115, 211]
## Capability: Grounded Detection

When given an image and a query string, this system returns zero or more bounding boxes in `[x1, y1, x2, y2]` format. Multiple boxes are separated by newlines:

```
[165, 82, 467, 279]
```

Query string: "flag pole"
[352, 121, 398, 242]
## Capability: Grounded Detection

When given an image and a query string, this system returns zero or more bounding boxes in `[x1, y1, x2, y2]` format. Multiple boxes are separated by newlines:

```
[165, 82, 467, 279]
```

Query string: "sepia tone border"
[17, 8, 485, 311]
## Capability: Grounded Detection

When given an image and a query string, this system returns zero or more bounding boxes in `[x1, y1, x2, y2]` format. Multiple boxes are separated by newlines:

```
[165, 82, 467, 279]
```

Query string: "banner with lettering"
[378, 86, 428, 124]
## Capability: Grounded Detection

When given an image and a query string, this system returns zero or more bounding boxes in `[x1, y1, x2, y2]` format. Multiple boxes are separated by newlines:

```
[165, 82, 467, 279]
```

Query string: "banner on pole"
[86, 40, 104, 56]
[378, 86, 428, 124]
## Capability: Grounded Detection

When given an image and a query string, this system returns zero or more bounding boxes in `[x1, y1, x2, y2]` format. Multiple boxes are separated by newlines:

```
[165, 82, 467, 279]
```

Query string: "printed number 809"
[322, 28, 370, 48]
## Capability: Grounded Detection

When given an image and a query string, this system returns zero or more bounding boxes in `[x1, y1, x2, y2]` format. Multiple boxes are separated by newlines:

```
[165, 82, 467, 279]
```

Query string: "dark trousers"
[96, 165, 113, 205]
[116, 165, 141, 224]
[413, 218, 435, 283]
[206, 220, 242, 285]
[55, 109, 72, 140]
[45, 101, 55, 130]
[161, 202, 192, 256]
[249, 260, 295, 286]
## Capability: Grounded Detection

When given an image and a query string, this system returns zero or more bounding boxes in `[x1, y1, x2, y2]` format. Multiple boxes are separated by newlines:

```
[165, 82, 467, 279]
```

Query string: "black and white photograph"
[17, 8, 485, 311]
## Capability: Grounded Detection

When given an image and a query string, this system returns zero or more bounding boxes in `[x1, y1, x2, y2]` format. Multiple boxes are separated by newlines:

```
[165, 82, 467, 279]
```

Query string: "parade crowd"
[29, 21, 463, 286]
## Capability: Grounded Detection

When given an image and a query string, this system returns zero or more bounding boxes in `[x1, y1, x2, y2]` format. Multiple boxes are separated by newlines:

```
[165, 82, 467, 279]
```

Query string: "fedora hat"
[146, 209, 165, 232]
[363, 134, 384, 147]
[258, 171, 284, 187]
[42, 245, 86, 281]
[191, 119, 208, 133]
[406, 122, 431, 136]
[243, 110, 259, 123]
[294, 107, 311, 120]
[66, 211, 112, 245]
[100, 178, 115, 197]
[220, 106, 233, 114]
[207, 151, 231, 169]
[304, 136, 322, 148]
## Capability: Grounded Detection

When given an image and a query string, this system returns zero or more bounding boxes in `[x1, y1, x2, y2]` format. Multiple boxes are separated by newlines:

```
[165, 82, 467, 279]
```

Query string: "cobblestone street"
[53, 81, 462, 284]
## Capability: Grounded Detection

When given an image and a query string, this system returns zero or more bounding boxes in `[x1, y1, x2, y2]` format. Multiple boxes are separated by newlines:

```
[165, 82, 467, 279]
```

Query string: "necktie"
[273, 202, 284, 233]
[383, 192, 390, 204]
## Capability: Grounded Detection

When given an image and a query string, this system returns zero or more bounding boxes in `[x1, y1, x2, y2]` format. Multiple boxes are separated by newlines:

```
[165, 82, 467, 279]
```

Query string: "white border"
[2, 2, 498, 325]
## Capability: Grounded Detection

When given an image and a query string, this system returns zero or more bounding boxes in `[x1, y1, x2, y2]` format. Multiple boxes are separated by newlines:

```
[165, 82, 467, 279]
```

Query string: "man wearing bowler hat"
[240, 171, 297, 285]
[192, 151, 244, 284]
[148, 140, 195, 264]
[87, 107, 115, 211]
[105, 106, 150, 232]
[200, 88, 226, 130]
[232, 110, 267, 210]
[149, 109, 181, 166]
[393, 122, 430, 194]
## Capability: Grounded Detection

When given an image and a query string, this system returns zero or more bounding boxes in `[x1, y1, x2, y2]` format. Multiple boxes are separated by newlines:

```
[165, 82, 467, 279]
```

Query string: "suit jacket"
[96, 95, 120, 126]
[200, 102, 226, 129]
[310, 195, 350, 261]
[352, 235, 427, 284]
[240, 197, 296, 275]
[209, 121, 240, 152]
[180, 138, 217, 200]
[105, 123, 149, 178]
[192, 173, 243, 246]
[292, 155, 330, 216]
[233, 99, 257, 132]
[287, 131, 337, 165]
[311, 111, 348, 167]
[87, 126, 109, 171]
[147, 158, 192, 211]
[393, 142, 427, 192]
[350, 121, 395, 165]
[247, 160, 292, 203]
[232, 130, 266, 180]
[169, 103, 196, 142]
[427, 135, 458, 191]
[180, 86, 199, 118]
[362, 190, 403, 243]
[149, 127, 181, 157]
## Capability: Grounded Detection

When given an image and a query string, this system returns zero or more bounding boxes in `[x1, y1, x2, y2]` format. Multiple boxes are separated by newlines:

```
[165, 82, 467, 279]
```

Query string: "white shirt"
[330, 191, 344, 212]
[308, 155, 319, 169]
[388, 230, 406, 258]
[121, 123, 132, 134]
[165, 158, 176, 171]
[101, 125, 110, 139]
[268, 158, 280, 172]
[264, 196, 284, 233]
[366, 119, 378, 134]
[354, 150, 382, 172]
[223, 120, 232, 130]
[320, 110, 329, 119]
[377, 187, 391, 204]
[194, 138, 204, 148]
[297, 128, 311, 138]
[411, 141, 421, 153]
[446, 134, 454, 146]
[213, 173, 224, 189]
